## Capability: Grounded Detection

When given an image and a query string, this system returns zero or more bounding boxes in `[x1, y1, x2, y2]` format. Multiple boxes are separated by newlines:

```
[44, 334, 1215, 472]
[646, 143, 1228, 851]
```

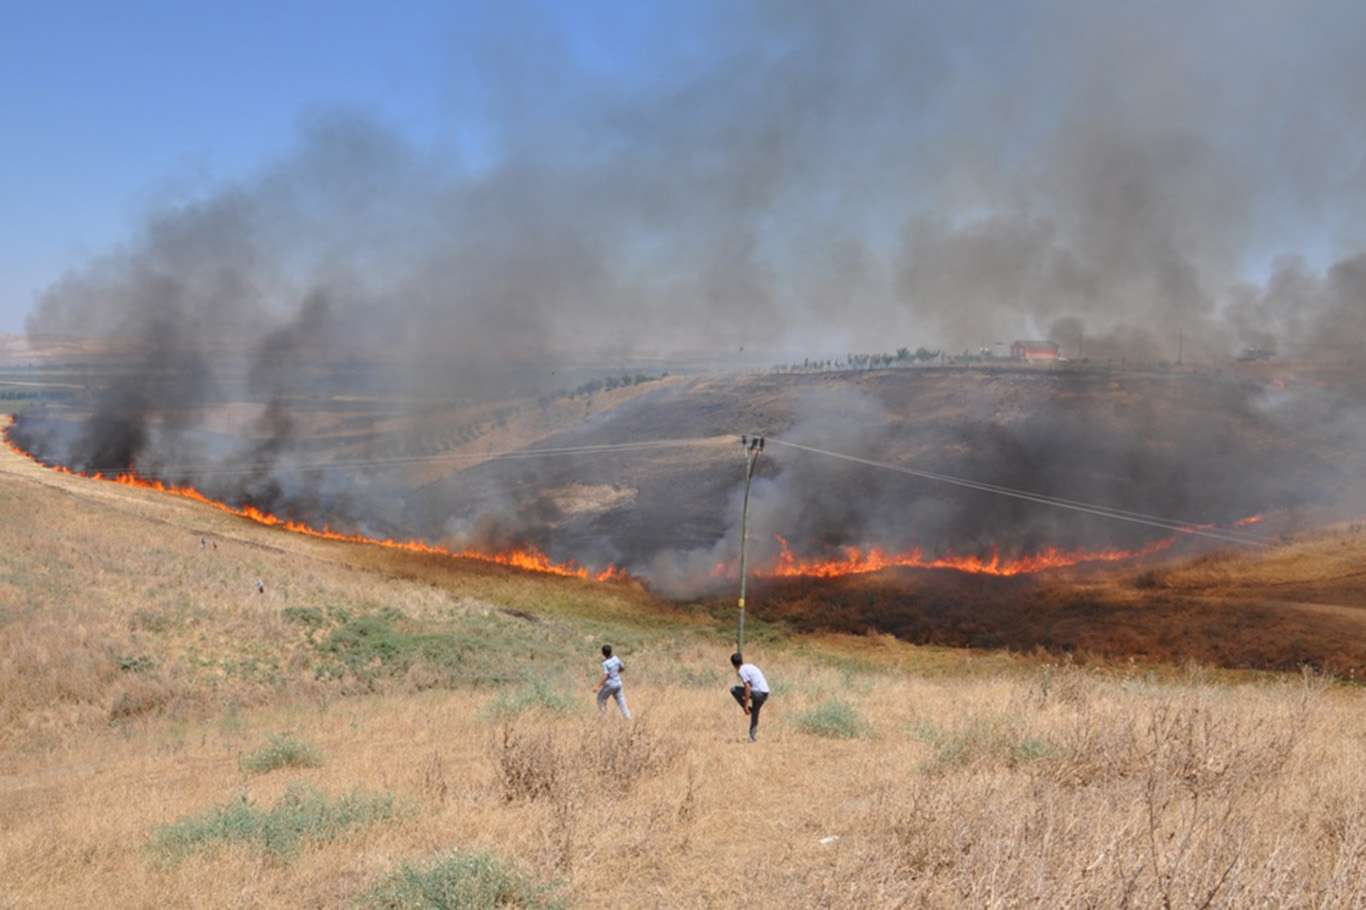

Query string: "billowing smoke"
[12, 0, 1366, 585]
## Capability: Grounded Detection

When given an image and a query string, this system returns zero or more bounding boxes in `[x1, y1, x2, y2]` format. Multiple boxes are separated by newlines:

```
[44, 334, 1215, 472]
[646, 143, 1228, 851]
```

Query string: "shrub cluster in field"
[908, 716, 1056, 772]
[362, 849, 563, 910]
[478, 677, 575, 721]
[795, 697, 871, 739]
[151, 783, 396, 862]
[492, 717, 681, 805]
[238, 732, 324, 775]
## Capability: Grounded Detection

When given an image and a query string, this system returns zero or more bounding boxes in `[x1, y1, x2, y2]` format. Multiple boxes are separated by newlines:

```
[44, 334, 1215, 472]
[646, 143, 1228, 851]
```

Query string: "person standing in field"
[730, 652, 770, 742]
[594, 644, 632, 719]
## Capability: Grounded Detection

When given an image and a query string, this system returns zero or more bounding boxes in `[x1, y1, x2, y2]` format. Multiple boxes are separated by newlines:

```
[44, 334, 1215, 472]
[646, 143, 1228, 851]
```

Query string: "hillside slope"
[4, 432, 1366, 907]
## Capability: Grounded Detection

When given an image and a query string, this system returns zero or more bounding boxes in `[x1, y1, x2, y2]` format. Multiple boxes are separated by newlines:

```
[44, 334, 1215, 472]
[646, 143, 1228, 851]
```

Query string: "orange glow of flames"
[716, 533, 1177, 580]
[2, 428, 625, 583]
[1233, 514, 1264, 527]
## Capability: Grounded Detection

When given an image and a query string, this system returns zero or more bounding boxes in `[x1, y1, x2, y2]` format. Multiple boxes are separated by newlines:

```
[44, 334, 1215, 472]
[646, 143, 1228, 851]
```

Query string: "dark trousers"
[730, 686, 769, 738]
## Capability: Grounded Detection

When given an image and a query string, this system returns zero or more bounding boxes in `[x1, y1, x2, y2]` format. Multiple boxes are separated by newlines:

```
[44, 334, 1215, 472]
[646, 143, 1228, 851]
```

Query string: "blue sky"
[4, 2, 1362, 350]
[0, 1, 679, 332]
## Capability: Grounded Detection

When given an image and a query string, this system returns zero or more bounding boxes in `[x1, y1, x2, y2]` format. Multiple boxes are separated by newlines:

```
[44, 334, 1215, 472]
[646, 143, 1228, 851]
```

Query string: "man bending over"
[730, 652, 770, 742]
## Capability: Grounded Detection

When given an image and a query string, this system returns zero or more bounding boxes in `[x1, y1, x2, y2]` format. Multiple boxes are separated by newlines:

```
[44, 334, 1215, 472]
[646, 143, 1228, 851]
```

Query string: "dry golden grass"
[5, 426, 1366, 907]
[1150, 521, 1366, 601]
[7, 656, 1366, 907]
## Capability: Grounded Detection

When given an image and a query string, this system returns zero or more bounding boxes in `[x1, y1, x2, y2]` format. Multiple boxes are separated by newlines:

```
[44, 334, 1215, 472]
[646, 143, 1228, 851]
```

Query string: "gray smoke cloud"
[25, 1, 1366, 362]
[12, 0, 1366, 583]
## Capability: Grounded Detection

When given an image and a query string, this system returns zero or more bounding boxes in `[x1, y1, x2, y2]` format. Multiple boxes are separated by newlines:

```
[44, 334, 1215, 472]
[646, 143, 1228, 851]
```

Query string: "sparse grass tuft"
[492, 726, 565, 802]
[239, 732, 324, 774]
[668, 665, 725, 688]
[478, 677, 574, 721]
[795, 697, 870, 739]
[362, 849, 563, 910]
[150, 783, 396, 862]
[909, 715, 1057, 773]
[491, 717, 681, 803]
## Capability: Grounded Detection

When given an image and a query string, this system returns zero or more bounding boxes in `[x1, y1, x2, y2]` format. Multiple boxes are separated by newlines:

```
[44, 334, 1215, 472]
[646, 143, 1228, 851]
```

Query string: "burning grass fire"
[715, 533, 1177, 581]
[3, 418, 1254, 589]
[1, 424, 625, 582]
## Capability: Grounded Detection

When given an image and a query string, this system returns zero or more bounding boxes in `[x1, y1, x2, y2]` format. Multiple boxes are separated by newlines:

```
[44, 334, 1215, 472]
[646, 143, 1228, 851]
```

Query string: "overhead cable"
[765, 437, 1271, 548]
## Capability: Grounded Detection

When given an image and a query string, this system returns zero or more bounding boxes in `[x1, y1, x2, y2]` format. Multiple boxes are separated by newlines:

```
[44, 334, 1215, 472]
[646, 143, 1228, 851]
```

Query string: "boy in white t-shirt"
[730, 652, 770, 742]
[594, 644, 632, 719]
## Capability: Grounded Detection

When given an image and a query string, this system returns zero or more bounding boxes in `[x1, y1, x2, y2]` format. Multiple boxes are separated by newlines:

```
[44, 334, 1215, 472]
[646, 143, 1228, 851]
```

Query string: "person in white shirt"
[594, 644, 632, 719]
[730, 652, 770, 742]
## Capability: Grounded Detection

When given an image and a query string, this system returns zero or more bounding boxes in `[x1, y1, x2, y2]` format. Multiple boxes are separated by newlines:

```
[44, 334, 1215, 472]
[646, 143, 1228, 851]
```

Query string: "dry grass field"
[5, 427, 1366, 907]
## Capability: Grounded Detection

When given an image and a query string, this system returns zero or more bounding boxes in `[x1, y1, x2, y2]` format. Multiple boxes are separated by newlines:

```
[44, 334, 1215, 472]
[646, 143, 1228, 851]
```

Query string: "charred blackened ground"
[730, 521, 1366, 675]
[11, 363, 1365, 597]
[401, 367, 1358, 594]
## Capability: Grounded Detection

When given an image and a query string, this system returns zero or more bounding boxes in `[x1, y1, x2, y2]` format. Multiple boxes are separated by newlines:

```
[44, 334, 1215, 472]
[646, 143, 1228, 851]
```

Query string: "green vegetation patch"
[908, 717, 1057, 773]
[150, 783, 395, 862]
[478, 676, 575, 721]
[362, 849, 563, 910]
[281, 605, 327, 629]
[314, 609, 566, 689]
[794, 697, 871, 739]
[239, 732, 324, 774]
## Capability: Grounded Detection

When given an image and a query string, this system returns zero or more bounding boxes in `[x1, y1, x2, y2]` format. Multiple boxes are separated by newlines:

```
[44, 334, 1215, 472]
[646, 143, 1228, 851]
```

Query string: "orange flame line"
[716, 533, 1177, 580]
[2, 426, 625, 583]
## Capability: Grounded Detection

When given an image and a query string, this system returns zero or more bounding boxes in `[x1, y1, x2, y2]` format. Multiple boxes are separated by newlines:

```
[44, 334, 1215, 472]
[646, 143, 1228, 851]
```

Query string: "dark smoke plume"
[13, 0, 1366, 588]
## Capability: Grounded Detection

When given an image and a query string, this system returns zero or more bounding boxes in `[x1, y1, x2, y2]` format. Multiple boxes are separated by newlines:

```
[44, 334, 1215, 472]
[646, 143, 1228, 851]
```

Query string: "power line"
[9, 416, 1275, 549]
[40, 437, 726, 479]
[766, 438, 1271, 548]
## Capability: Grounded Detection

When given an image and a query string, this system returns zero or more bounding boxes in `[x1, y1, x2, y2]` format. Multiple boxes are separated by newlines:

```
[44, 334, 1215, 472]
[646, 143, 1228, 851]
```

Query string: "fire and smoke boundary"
[3, 414, 1271, 591]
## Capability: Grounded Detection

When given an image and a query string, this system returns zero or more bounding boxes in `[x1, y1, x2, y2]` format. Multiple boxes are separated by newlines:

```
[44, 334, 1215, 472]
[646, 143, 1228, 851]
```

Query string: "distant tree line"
[769, 347, 943, 373]
[0, 388, 75, 402]
[567, 372, 669, 398]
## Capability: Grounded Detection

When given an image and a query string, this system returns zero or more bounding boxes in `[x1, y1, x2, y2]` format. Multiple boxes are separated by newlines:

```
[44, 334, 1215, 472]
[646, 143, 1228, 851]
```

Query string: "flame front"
[3, 418, 1263, 587]
[716, 533, 1178, 580]
[2, 426, 624, 583]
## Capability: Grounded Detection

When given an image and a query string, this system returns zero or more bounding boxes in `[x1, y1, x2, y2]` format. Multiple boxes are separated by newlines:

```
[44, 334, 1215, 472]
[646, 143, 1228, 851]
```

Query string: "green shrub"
[117, 654, 157, 673]
[908, 718, 1056, 772]
[795, 697, 870, 739]
[239, 732, 324, 774]
[363, 849, 563, 909]
[281, 605, 326, 628]
[478, 677, 574, 721]
[150, 783, 395, 862]
[1009, 736, 1056, 765]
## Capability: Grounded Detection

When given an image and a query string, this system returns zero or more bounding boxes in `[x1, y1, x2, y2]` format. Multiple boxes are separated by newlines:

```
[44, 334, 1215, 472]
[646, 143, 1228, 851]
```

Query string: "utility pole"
[736, 434, 764, 655]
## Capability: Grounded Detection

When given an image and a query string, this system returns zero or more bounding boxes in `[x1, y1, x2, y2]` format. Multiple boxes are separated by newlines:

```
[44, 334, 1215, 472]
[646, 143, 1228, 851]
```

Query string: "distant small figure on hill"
[255, 578, 265, 595]
[730, 652, 770, 743]
[199, 536, 207, 550]
[594, 644, 631, 719]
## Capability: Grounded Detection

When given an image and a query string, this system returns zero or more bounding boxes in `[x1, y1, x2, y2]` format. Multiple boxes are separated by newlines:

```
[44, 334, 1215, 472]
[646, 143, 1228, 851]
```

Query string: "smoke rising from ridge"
[12, 0, 1366, 587]
[26, 1, 1366, 361]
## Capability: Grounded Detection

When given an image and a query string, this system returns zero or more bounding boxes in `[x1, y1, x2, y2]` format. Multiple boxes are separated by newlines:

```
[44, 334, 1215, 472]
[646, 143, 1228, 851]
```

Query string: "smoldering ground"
[401, 371, 1366, 597]
[12, 0, 1366, 589]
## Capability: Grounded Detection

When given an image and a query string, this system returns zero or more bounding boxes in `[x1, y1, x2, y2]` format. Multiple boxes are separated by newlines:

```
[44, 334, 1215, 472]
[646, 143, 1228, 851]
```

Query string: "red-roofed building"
[1011, 340, 1060, 362]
